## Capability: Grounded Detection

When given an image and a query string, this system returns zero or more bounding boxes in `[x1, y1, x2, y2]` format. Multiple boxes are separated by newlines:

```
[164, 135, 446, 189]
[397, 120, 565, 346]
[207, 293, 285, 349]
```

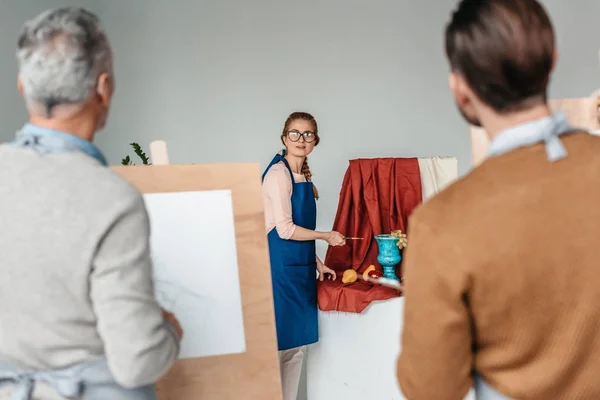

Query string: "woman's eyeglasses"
[287, 130, 316, 143]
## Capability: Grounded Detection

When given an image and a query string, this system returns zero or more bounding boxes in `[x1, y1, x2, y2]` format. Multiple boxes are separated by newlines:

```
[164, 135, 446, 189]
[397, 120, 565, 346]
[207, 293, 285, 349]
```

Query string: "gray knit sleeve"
[90, 192, 180, 388]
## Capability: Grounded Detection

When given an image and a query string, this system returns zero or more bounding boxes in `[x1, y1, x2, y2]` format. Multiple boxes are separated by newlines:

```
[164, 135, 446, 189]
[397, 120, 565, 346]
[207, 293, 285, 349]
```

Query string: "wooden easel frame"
[111, 143, 282, 400]
[470, 95, 600, 166]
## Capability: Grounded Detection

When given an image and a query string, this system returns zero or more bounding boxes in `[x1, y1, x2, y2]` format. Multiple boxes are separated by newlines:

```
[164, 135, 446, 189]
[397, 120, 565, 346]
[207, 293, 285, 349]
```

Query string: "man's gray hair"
[16, 7, 112, 115]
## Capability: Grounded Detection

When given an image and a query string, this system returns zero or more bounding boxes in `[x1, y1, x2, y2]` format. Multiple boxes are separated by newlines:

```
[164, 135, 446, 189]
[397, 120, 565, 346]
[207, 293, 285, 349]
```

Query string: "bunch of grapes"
[391, 229, 408, 249]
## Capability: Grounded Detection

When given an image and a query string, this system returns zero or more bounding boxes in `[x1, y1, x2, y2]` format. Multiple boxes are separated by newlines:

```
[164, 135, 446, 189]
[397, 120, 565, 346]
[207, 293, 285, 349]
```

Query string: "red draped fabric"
[318, 158, 423, 313]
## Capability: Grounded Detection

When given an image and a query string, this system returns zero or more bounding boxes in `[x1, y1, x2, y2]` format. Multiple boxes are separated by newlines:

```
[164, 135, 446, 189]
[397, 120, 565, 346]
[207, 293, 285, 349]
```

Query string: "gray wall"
[98, 0, 468, 261]
[1, 1, 599, 399]
[96, 0, 600, 259]
[2, 1, 599, 244]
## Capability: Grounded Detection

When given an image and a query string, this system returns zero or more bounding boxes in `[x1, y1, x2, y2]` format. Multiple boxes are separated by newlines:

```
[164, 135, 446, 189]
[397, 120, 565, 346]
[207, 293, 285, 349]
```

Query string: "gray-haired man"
[0, 7, 181, 400]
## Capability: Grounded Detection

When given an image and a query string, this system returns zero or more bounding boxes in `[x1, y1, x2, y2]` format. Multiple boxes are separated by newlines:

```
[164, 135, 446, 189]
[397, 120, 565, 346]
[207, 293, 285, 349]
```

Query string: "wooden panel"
[111, 163, 282, 400]
[470, 97, 600, 167]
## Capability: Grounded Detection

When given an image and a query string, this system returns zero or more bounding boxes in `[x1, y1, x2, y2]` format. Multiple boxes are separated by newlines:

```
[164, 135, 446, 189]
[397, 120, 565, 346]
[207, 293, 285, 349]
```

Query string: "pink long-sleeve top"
[262, 163, 307, 239]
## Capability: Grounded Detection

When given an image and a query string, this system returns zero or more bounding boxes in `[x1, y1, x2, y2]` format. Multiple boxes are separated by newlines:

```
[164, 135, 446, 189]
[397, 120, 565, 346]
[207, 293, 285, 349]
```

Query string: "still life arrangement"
[340, 229, 408, 290]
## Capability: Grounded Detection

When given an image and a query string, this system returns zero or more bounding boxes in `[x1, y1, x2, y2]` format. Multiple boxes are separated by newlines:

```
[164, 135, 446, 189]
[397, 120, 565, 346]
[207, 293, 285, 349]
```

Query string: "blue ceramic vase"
[374, 234, 401, 281]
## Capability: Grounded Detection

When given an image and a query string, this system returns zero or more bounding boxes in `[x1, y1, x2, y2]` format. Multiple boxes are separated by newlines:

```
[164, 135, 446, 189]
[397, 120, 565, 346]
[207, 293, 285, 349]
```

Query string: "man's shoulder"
[76, 164, 147, 217]
[411, 168, 484, 228]
[564, 131, 600, 151]
[0, 144, 143, 204]
[412, 131, 600, 227]
[88, 164, 141, 199]
[53, 152, 143, 202]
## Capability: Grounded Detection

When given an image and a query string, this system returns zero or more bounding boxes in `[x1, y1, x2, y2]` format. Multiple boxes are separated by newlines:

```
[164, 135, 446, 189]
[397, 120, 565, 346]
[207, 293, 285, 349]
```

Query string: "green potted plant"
[121, 142, 151, 165]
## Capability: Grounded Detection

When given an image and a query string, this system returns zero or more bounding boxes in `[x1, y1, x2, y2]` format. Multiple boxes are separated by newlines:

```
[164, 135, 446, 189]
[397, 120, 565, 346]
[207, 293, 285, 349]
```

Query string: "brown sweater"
[397, 132, 600, 400]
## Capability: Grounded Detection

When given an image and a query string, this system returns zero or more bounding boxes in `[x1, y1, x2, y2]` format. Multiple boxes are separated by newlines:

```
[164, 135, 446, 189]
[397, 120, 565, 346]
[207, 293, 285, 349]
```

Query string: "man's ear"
[96, 72, 113, 107]
[449, 72, 465, 103]
[448, 72, 458, 92]
[550, 50, 559, 73]
[17, 75, 24, 96]
[449, 72, 474, 106]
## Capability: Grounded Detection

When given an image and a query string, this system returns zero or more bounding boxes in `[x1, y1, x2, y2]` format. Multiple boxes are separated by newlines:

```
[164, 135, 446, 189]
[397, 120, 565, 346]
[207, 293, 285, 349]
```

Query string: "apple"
[368, 270, 383, 278]
[362, 265, 376, 280]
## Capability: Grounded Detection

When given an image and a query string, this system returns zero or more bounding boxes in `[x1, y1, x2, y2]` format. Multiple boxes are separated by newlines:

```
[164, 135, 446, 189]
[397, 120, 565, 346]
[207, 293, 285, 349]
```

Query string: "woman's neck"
[284, 154, 304, 174]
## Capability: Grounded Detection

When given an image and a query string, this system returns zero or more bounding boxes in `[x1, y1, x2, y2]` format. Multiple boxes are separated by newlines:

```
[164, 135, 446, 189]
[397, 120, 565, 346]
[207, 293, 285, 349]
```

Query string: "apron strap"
[540, 113, 572, 162]
[278, 156, 296, 184]
[0, 375, 34, 400]
[0, 369, 82, 400]
[474, 373, 512, 400]
[262, 153, 296, 184]
[13, 125, 108, 167]
[487, 111, 577, 162]
[0, 357, 123, 400]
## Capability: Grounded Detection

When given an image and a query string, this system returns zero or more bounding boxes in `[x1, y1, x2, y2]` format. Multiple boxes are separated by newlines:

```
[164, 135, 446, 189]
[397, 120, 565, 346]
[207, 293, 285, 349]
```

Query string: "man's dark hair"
[445, 0, 555, 113]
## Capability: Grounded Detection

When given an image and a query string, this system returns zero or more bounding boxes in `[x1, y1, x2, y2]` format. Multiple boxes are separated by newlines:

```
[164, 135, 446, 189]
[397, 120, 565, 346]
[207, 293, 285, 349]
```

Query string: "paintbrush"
[344, 237, 363, 240]
[358, 274, 403, 291]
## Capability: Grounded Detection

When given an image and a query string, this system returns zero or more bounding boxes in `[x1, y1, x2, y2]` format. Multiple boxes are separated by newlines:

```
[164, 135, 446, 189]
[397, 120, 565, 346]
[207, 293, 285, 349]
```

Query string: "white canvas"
[143, 190, 246, 359]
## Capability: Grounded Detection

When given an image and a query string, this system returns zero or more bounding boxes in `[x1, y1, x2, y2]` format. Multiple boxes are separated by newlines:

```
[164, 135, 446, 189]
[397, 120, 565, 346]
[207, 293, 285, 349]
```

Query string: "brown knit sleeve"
[397, 213, 473, 400]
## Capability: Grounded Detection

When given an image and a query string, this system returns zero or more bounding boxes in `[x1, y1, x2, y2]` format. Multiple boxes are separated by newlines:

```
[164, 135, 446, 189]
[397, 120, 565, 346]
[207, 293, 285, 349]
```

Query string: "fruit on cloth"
[363, 265, 376, 280]
[342, 269, 358, 284]
[391, 229, 408, 249]
[368, 270, 383, 278]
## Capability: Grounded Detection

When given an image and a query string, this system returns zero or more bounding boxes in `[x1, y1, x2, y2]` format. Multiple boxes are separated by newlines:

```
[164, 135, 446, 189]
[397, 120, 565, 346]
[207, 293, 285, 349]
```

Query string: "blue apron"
[262, 153, 318, 351]
[474, 111, 582, 400]
[0, 124, 156, 400]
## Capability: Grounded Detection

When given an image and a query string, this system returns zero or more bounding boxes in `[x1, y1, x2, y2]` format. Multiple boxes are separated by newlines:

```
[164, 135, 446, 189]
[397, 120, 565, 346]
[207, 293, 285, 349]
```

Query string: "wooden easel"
[111, 142, 282, 400]
[470, 94, 600, 166]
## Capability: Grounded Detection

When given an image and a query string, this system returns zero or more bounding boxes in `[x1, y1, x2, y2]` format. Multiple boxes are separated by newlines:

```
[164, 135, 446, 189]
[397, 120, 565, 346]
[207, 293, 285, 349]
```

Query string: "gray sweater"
[0, 144, 179, 388]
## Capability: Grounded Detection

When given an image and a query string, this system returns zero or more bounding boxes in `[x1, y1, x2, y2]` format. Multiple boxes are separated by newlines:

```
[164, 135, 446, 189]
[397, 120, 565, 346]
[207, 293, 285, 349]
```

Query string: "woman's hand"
[317, 261, 337, 281]
[325, 231, 346, 246]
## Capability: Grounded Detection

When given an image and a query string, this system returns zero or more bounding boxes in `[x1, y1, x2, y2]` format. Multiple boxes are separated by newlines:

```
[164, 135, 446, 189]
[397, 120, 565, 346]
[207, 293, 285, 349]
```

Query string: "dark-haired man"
[397, 1, 600, 399]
